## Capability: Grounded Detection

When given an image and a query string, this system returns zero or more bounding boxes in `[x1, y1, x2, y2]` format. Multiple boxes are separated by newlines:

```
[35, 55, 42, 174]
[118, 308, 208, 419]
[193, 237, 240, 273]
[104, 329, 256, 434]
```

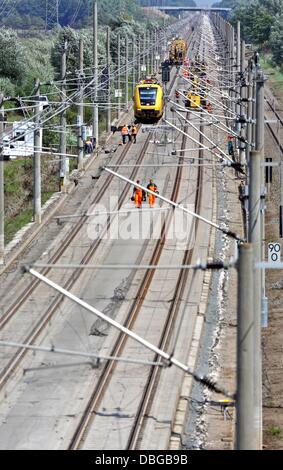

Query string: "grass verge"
[261, 54, 283, 100]
[4, 158, 58, 246]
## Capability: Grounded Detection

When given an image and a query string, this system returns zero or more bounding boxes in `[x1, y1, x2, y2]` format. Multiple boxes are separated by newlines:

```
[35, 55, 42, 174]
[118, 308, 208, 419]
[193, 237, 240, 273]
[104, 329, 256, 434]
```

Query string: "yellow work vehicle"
[133, 77, 164, 124]
[169, 38, 188, 66]
[185, 92, 201, 110]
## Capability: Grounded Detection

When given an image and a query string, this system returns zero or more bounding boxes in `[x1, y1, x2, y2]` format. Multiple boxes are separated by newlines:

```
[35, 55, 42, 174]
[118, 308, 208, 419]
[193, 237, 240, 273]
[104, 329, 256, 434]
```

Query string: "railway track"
[0, 19, 210, 450]
[0, 62, 184, 394]
[68, 101, 204, 451]
[265, 97, 283, 154]
[68, 118, 193, 449]
[127, 124, 204, 450]
[68, 25, 206, 452]
[0, 135, 152, 390]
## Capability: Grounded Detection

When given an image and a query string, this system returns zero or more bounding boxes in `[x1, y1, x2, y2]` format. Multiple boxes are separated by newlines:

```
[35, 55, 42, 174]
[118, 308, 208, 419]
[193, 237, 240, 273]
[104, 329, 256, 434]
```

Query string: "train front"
[134, 79, 164, 124]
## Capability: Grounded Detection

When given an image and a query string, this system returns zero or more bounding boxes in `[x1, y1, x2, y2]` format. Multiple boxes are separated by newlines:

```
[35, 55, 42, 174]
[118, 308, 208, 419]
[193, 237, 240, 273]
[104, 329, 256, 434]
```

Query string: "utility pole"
[248, 149, 262, 450]
[236, 21, 241, 135]
[255, 66, 265, 450]
[138, 36, 141, 81]
[125, 35, 129, 110]
[230, 25, 235, 115]
[117, 33, 121, 119]
[239, 40, 246, 166]
[236, 243, 256, 450]
[246, 59, 254, 165]
[143, 32, 146, 76]
[77, 38, 84, 170]
[0, 93, 4, 265]
[106, 26, 111, 133]
[93, 0, 99, 148]
[151, 30, 154, 75]
[60, 38, 68, 190]
[147, 30, 150, 74]
[34, 79, 42, 224]
[132, 37, 136, 98]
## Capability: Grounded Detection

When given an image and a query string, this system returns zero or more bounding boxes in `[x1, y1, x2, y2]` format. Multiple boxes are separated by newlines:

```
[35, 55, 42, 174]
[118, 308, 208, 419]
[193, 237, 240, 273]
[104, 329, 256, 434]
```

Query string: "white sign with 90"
[268, 242, 281, 264]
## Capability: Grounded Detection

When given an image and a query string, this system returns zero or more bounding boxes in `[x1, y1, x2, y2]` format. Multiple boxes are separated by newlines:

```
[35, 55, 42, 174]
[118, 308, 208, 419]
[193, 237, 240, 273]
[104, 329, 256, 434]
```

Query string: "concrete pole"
[246, 60, 254, 166]
[255, 69, 265, 155]
[138, 36, 141, 81]
[78, 38, 84, 170]
[256, 67, 265, 450]
[125, 36, 129, 110]
[147, 31, 150, 74]
[230, 26, 236, 115]
[255, 68, 265, 281]
[33, 79, 41, 224]
[236, 243, 256, 450]
[0, 94, 4, 264]
[59, 39, 67, 189]
[117, 33, 121, 119]
[92, 0, 99, 147]
[151, 30, 154, 75]
[132, 38, 136, 98]
[248, 150, 262, 450]
[154, 29, 158, 74]
[239, 40, 246, 166]
[143, 32, 146, 77]
[236, 21, 241, 134]
[106, 26, 111, 134]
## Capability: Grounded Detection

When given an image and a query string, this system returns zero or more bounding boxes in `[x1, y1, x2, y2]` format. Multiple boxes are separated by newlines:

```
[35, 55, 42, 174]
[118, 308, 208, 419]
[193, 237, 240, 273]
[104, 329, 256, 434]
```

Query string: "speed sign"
[268, 242, 281, 264]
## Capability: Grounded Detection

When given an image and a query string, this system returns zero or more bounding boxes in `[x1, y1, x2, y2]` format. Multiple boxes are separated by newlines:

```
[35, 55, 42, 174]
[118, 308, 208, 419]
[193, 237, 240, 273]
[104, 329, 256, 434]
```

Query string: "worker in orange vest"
[121, 125, 130, 145]
[131, 125, 138, 144]
[147, 179, 158, 208]
[132, 180, 143, 209]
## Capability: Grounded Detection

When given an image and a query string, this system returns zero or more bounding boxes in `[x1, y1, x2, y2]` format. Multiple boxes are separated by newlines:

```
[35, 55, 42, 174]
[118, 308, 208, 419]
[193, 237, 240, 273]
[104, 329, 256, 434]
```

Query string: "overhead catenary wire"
[102, 167, 244, 242]
[24, 267, 236, 400]
[0, 340, 164, 368]
[2, 25, 172, 145]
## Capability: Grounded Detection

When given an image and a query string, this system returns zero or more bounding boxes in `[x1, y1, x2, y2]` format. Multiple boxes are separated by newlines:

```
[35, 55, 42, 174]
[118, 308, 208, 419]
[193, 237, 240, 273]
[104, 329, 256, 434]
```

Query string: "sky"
[195, 1, 215, 5]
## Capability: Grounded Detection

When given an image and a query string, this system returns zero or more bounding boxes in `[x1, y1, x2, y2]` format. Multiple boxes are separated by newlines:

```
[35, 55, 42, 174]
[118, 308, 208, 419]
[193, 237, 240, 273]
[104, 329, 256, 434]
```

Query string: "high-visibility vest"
[134, 187, 143, 198]
[132, 126, 137, 135]
[148, 184, 157, 193]
[122, 127, 129, 135]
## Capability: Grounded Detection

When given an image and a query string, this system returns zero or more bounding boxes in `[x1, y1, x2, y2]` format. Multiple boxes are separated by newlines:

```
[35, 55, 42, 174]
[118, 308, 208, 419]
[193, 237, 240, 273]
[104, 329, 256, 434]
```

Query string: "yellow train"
[133, 78, 164, 124]
[169, 38, 188, 66]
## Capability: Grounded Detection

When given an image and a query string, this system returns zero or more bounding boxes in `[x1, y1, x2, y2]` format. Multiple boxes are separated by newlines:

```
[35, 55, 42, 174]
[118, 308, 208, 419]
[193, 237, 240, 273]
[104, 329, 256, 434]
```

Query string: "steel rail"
[0, 135, 152, 390]
[0, 141, 133, 331]
[127, 120, 204, 450]
[265, 98, 283, 154]
[67, 36, 198, 449]
[68, 24, 207, 448]
[0, 63, 181, 392]
[68, 125, 189, 450]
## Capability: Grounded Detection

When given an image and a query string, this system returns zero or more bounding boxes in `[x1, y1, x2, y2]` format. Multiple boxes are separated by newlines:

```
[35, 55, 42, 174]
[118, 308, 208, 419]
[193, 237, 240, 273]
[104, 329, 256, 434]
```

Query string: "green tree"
[269, 14, 283, 67]
[51, 27, 95, 79]
[0, 78, 16, 97]
[0, 30, 27, 84]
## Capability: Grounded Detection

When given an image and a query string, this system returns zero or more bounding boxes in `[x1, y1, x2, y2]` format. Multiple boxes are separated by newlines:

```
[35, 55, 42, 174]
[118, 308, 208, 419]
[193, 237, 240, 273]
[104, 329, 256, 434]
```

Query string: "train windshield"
[139, 87, 157, 106]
